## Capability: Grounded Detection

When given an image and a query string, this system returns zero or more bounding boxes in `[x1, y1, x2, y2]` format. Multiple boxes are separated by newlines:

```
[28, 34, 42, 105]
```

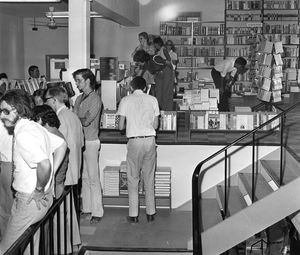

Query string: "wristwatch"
[35, 186, 44, 193]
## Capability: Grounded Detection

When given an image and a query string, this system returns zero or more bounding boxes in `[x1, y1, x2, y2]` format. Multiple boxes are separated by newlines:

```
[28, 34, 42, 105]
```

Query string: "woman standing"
[153, 37, 175, 110]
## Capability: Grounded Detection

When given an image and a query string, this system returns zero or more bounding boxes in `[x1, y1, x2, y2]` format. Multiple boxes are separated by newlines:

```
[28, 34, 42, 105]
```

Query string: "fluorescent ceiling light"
[0, 0, 61, 2]
[46, 11, 103, 18]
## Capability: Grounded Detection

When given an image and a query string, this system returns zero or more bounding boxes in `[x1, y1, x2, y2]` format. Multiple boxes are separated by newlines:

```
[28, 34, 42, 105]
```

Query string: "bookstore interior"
[1, 0, 299, 211]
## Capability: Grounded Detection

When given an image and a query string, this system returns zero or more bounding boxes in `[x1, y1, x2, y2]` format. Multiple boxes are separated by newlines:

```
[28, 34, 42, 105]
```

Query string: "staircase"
[200, 147, 300, 255]
[192, 102, 300, 255]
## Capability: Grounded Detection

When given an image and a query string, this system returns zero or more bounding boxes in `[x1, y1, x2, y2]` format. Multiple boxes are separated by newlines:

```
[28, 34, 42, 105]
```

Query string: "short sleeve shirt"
[214, 58, 237, 77]
[0, 120, 12, 162]
[13, 119, 64, 193]
[117, 90, 160, 138]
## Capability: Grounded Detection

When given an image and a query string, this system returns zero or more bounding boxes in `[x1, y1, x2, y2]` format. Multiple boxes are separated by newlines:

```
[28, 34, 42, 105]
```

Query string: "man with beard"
[0, 89, 67, 254]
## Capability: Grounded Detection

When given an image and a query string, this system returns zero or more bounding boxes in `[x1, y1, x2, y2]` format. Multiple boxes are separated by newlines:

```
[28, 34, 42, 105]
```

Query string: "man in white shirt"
[211, 57, 247, 111]
[117, 76, 160, 223]
[0, 89, 66, 254]
[0, 121, 13, 239]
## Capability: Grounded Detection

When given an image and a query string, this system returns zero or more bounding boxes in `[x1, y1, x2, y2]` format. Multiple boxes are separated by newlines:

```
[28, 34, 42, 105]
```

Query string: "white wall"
[99, 144, 278, 209]
[23, 18, 68, 79]
[91, 0, 225, 62]
[0, 13, 24, 79]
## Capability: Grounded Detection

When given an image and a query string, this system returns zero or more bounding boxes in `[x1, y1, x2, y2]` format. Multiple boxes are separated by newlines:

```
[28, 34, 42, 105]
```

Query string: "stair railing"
[192, 101, 300, 255]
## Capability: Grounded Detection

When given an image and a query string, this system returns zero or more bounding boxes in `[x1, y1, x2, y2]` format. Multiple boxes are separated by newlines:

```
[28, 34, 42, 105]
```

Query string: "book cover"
[262, 78, 271, 91]
[119, 171, 128, 194]
[272, 78, 283, 90]
[274, 41, 284, 54]
[208, 114, 220, 129]
[273, 54, 283, 66]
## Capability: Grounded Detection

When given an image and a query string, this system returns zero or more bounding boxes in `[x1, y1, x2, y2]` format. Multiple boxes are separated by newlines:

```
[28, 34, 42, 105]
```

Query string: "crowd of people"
[131, 32, 178, 111]
[0, 68, 103, 254]
[0, 32, 181, 253]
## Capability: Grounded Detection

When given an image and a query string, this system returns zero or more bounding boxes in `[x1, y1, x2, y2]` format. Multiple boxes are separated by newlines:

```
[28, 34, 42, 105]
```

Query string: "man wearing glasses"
[0, 89, 67, 254]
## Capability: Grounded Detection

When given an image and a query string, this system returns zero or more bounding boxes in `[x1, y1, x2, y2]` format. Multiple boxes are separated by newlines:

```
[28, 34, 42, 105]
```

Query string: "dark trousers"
[211, 68, 231, 112]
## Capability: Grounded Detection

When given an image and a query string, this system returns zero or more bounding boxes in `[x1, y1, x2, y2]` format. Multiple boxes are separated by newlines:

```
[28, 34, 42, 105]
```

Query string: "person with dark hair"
[211, 57, 248, 111]
[32, 104, 67, 197]
[0, 89, 67, 254]
[134, 47, 174, 111]
[0, 73, 9, 94]
[117, 76, 160, 223]
[28, 65, 47, 89]
[44, 85, 83, 248]
[73, 68, 104, 224]
[32, 88, 46, 106]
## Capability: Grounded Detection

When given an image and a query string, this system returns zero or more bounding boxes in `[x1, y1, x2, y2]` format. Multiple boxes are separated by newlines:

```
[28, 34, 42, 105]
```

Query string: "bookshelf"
[103, 163, 171, 209]
[225, 0, 300, 95]
[160, 19, 225, 93]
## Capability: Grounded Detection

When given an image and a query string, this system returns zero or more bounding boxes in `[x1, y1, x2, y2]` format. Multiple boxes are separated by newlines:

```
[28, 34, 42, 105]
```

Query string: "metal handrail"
[192, 101, 300, 255]
[4, 186, 75, 255]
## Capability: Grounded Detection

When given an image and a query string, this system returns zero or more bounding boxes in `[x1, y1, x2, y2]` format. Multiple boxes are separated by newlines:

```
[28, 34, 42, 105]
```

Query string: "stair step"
[238, 172, 274, 203]
[201, 198, 223, 231]
[261, 159, 300, 186]
[216, 185, 248, 217]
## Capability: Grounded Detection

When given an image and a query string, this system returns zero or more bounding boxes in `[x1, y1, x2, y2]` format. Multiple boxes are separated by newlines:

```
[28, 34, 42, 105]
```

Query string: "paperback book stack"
[155, 167, 171, 198]
[103, 166, 120, 196]
[256, 39, 284, 102]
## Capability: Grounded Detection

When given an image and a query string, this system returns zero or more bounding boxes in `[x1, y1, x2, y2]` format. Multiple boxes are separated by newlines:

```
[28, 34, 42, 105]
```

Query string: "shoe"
[90, 216, 102, 224]
[146, 213, 155, 222]
[80, 211, 91, 219]
[127, 216, 139, 223]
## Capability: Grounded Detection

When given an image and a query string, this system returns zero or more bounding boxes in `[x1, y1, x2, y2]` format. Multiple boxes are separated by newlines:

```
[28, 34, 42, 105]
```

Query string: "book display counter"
[98, 96, 282, 209]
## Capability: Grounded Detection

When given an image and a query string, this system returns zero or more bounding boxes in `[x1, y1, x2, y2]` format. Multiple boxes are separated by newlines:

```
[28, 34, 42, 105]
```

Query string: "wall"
[23, 18, 68, 79]
[3, 0, 223, 79]
[93, 0, 225, 62]
[94, 0, 139, 26]
[0, 13, 24, 79]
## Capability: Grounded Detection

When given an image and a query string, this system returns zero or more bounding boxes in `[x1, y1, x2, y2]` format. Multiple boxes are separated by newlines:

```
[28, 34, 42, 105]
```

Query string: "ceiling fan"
[30, 7, 68, 30]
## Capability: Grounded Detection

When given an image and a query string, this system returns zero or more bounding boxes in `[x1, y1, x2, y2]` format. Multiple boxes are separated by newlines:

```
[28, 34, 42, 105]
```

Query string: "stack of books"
[103, 166, 120, 196]
[155, 167, 171, 197]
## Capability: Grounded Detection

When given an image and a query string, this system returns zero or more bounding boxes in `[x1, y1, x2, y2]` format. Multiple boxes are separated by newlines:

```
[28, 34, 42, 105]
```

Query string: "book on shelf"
[272, 90, 282, 102]
[274, 41, 284, 54]
[257, 88, 272, 102]
[160, 111, 177, 131]
[235, 113, 254, 130]
[259, 40, 273, 54]
[272, 78, 283, 90]
[262, 78, 271, 91]
[101, 110, 119, 129]
[207, 113, 220, 130]
[273, 54, 283, 66]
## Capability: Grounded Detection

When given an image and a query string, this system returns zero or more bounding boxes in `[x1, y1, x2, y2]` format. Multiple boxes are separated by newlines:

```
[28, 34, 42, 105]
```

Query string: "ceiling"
[0, 0, 139, 27]
[0, 1, 68, 18]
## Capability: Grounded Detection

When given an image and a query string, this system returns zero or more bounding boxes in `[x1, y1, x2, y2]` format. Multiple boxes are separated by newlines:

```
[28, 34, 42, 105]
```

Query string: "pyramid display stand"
[256, 38, 284, 103]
